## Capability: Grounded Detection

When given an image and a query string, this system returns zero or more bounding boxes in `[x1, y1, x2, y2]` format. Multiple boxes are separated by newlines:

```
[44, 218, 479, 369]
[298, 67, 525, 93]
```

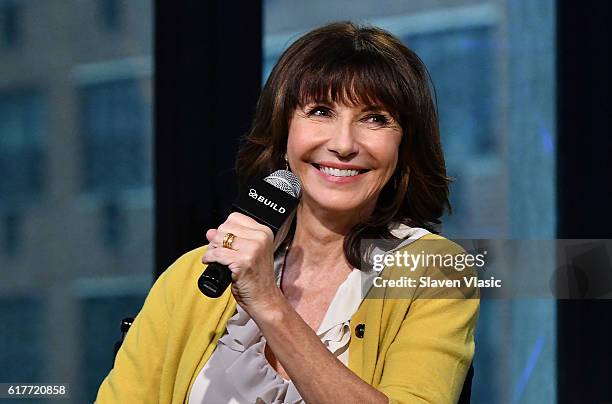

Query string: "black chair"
[112, 317, 134, 364]
[458, 363, 474, 404]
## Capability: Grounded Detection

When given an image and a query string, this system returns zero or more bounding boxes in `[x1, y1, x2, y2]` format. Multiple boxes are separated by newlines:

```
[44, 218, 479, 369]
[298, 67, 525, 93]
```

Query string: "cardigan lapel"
[172, 287, 238, 403]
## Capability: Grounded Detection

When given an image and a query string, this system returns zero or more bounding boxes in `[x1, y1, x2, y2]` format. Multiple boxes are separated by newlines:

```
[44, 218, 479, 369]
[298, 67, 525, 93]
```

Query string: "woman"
[97, 22, 479, 404]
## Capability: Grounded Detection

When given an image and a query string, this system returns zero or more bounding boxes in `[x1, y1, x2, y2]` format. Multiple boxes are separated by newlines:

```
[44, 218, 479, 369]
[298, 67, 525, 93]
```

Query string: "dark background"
[556, 1, 612, 403]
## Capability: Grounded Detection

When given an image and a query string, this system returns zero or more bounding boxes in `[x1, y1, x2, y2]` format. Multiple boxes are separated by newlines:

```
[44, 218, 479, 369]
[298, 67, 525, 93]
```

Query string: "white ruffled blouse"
[188, 223, 430, 404]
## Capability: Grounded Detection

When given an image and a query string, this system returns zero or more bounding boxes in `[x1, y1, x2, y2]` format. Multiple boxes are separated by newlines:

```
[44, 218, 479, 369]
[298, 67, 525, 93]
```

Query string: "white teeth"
[318, 165, 360, 177]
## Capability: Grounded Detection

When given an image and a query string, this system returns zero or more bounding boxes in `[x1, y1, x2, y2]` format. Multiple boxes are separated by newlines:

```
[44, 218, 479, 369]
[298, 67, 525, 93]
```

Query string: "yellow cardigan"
[96, 234, 479, 404]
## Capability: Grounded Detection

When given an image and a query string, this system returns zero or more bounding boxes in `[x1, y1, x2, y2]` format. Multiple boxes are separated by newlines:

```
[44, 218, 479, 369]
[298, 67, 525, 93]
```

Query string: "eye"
[363, 113, 391, 125]
[306, 106, 333, 117]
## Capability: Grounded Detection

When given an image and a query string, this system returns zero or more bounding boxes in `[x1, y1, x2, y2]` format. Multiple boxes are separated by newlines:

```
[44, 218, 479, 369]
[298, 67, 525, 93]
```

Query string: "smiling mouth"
[311, 163, 370, 177]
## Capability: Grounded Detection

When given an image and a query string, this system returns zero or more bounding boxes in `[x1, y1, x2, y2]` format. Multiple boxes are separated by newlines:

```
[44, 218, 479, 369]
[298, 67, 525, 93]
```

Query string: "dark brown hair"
[235, 21, 451, 269]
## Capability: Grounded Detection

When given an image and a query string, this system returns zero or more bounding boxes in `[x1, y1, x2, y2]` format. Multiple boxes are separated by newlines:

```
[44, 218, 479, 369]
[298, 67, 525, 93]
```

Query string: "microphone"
[198, 170, 302, 298]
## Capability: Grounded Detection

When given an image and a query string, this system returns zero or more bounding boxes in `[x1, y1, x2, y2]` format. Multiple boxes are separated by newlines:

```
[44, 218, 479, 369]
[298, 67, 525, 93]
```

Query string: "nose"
[326, 121, 359, 159]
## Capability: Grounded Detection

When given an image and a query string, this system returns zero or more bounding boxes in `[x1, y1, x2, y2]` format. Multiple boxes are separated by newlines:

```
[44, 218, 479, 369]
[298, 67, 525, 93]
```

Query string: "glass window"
[80, 79, 150, 192]
[0, 90, 44, 201]
[0, 0, 22, 48]
[0, 297, 43, 382]
[98, 0, 121, 31]
[0, 90, 44, 256]
[400, 26, 499, 236]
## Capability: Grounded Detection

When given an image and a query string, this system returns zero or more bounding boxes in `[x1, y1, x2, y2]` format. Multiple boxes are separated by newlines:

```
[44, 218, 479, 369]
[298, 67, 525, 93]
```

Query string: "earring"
[284, 154, 290, 171]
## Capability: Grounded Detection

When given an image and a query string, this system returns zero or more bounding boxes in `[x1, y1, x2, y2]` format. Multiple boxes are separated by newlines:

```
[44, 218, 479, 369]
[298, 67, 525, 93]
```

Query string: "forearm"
[252, 293, 388, 404]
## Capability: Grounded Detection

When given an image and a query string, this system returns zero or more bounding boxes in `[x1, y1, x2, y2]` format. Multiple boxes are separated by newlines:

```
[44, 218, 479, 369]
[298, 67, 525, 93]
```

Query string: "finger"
[206, 229, 218, 243]
[226, 212, 262, 229]
[209, 230, 247, 252]
[215, 222, 270, 246]
[206, 228, 241, 249]
[202, 242, 219, 264]
[202, 246, 242, 273]
[226, 212, 274, 239]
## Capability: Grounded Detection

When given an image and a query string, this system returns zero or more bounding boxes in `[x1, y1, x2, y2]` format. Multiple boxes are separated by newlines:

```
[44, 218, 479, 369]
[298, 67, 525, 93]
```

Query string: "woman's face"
[286, 101, 402, 217]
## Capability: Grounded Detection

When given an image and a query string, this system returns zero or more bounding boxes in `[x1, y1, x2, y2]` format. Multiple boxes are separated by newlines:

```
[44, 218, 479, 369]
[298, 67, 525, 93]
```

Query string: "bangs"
[285, 49, 411, 123]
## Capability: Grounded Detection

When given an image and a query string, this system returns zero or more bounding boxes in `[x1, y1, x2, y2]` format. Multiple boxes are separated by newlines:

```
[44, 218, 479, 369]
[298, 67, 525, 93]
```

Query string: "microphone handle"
[198, 261, 233, 298]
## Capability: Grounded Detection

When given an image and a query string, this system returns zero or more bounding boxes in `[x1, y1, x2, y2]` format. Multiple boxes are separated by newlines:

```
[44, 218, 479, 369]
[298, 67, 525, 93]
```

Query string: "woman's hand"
[202, 212, 283, 318]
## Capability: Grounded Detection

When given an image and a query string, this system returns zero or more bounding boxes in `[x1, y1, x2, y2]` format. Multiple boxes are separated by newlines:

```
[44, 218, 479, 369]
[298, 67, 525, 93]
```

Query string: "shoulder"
[416, 234, 479, 299]
[385, 222, 463, 253]
[406, 232, 466, 255]
[373, 230, 479, 301]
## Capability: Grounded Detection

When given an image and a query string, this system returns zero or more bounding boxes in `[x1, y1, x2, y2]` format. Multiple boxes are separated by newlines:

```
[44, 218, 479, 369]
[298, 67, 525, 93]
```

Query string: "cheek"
[285, 129, 301, 156]
[286, 119, 319, 160]
[366, 146, 400, 191]
[369, 140, 400, 173]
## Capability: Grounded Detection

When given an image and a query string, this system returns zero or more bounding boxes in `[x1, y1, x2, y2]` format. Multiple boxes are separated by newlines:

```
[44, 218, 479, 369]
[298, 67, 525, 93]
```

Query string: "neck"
[286, 198, 371, 273]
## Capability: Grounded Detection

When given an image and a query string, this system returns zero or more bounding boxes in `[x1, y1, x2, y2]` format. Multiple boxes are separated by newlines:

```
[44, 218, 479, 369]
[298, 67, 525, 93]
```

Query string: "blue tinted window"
[0, 297, 44, 382]
[99, 0, 121, 31]
[81, 79, 149, 192]
[0, 90, 45, 201]
[0, 0, 21, 48]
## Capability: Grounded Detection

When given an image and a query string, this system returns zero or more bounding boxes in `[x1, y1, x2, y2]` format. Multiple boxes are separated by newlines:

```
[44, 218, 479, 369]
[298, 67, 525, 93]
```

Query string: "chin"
[309, 194, 367, 213]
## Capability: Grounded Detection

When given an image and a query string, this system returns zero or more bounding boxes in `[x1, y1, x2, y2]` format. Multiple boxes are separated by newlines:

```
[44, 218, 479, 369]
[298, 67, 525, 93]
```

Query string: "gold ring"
[222, 232, 236, 250]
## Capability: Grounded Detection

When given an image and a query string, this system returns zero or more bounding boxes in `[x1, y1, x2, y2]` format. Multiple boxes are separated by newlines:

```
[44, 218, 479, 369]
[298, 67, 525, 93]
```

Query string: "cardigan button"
[355, 323, 365, 338]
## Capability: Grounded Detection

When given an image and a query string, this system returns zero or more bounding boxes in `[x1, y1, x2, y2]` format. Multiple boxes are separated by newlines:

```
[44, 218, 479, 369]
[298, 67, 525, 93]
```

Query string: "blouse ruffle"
[215, 265, 363, 403]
